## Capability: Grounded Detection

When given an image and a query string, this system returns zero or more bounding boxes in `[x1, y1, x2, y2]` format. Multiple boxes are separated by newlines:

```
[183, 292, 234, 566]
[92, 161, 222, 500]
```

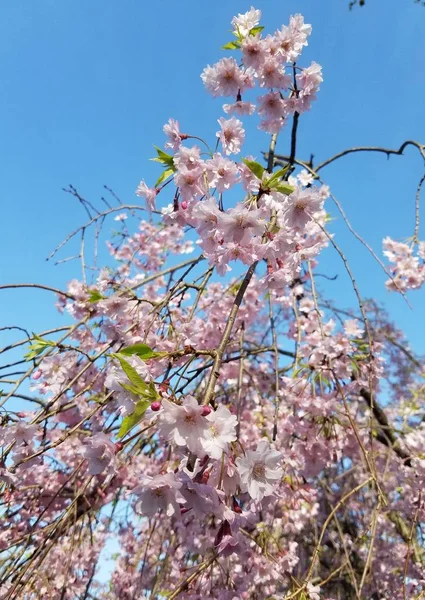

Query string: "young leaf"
[88, 289, 105, 303]
[275, 183, 294, 195]
[150, 146, 174, 168]
[155, 167, 175, 188]
[222, 40, 241, 50]
[265, 166, 289, 188]
[120, 343, 167, 360]
[118, 399, 151, 437]
[242, 158, 265, 180]
[113, 354, 150, 394]
[147, 381, 160, 400]
[120, 380, 159, 400]
[24, 335, 55, 361]
[249, 25, 264, 36]
[24, 346, 46, 361]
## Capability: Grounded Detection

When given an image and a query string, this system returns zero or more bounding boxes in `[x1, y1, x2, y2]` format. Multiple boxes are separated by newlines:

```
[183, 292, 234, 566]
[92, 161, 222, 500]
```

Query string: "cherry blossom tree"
[1, 7, 425, 600]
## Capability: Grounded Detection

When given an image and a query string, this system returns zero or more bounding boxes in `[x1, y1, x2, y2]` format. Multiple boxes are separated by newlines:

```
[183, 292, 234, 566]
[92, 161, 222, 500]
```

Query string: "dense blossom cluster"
[383, 236, 425, 292]
[1, 7, 425, 600]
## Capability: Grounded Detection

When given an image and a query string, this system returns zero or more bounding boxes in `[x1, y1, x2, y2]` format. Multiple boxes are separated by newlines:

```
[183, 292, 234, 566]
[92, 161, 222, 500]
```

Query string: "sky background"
[1, 0, 425, 356]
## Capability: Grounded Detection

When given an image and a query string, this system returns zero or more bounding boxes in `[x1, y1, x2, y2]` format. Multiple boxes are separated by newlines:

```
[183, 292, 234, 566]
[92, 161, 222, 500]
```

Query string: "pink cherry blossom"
[258, 56, 291, 89]
[282, 187, 324, 230]
[257, 91, 286, 120]
[232, 7, 262, 37]
[205, 153, 240, 192]
[236, 439, 283, 501]
[174, 165, 207, 202]
[201, 405, 238, 459]
[218, 204, 265, 244]
[163, 117, 185, 151]
[223, 100, 256, 116]
[133, 472, 186, 517]
[217, 117, 245, 155]
[241, 34, 267, 70]
[80, 432, 117, 475]
[135, 180, 158, 211]
[158, 395, 208, 455]
[201, 57, 246, 98]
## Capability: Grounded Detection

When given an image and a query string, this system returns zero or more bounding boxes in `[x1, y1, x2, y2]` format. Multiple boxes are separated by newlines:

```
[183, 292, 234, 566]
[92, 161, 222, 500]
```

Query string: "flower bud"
[232, 497, 243, 513]
[201, 405, 212, 416]
[32, 369, 42, 380]
[181, 200, 188, 210]
[150, 401, 162, 412]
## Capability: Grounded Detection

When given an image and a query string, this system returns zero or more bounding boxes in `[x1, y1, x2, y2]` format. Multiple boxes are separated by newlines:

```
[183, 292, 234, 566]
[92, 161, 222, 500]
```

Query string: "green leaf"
[222, 40, 241, 50]
[120, 344, 167, 360]
[24, 334, 55, 361]
[242, 158, 265, 180]
[265, 166, 289, 188]
[275, 183, 294, 195]
[88, 289, 105, 303]
[112, 354, 150, 394]
[119, 381, 159, 403]
[249, 25, 264, 36]
[118, 382, 139, 395]
[150, 146, 174, 168]
[155, 167, 175, 188]
[118, 399, 151, 437]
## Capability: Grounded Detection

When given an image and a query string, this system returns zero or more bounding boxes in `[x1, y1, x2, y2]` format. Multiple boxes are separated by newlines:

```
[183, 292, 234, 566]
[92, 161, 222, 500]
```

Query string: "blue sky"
[1, 0, 425, 355]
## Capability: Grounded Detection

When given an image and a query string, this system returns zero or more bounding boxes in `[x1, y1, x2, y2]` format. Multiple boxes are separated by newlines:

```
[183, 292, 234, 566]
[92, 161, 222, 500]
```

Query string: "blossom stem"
[201, 260, 258, 407]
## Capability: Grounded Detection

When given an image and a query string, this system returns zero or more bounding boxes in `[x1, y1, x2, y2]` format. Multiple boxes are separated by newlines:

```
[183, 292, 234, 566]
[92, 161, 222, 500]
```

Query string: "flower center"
[253, 462, 266, 478]
[184, 414, 197, 425]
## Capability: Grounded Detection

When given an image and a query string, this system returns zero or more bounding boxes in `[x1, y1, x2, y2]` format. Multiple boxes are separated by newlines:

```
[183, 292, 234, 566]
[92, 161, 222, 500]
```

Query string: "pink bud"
[232, 497, 242, 513]
[181, 200, 188, 210]
[201, 405, 212, 416]
[150, 401, 161, 412]
[17, 412, 26, 419]
[32, 369, 42, 380]
[114, 442, 124, 453]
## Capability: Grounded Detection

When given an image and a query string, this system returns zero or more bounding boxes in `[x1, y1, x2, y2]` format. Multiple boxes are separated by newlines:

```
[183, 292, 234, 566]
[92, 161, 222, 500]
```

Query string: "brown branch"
[0, 284, 74, 300]
[201, 260, 258, 407]
[360, 388, 412, 467]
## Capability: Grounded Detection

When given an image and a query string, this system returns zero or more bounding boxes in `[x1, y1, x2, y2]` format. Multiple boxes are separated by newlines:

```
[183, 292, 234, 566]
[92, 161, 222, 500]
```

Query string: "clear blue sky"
[1, 0, 425, 354]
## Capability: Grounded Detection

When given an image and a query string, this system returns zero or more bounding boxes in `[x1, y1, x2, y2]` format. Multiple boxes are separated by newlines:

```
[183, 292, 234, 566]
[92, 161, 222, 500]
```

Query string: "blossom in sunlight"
[232, 6, 262, 37]
[133, 473, 185, 517]
[236, 439, 283, 501]
[201, 405, 237, 459]
[80, 433, 117, 475]
[136, 180, 158, 211]
[217, 117, 245, 155]
[158, 395, 208, 455]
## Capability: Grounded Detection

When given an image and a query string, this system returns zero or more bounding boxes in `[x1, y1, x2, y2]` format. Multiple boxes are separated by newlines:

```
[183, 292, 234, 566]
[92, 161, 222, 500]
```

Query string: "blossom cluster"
[383, 236, 425, 292]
